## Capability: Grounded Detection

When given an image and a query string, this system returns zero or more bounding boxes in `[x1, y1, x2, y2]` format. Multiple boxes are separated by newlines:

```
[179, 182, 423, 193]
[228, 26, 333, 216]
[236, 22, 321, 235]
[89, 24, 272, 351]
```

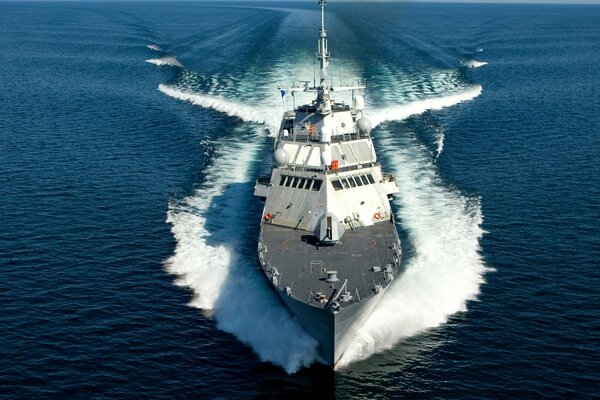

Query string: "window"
[325, 174, 376, 191]
[278, 175, 325, 190]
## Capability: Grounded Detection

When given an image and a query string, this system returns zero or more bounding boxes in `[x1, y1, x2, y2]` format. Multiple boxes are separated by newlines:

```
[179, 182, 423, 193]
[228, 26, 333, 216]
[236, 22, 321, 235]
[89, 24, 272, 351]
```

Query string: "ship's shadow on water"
[202, 181, 261, 248]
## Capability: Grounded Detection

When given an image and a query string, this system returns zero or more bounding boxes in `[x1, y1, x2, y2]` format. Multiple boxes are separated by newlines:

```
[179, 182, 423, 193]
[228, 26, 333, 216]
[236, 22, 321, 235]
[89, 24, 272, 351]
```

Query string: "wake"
[164, 130, 319, 372]
[434, 126, 445, 161]
[336, 131, 488, 368]
[158, 84, 279, 133]
[155, 58, 487, 371]
[370, 85, 482, 128]
[147, 44, 163, 52]
[146, 56, 183, 68]
[462, 59, 488, 69]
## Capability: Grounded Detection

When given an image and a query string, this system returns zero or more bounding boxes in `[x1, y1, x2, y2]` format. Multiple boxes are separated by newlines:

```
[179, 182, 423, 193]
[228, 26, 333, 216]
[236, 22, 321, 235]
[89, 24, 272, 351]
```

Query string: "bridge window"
[327, 173, 379, 190]
[278, 175, 323, 191]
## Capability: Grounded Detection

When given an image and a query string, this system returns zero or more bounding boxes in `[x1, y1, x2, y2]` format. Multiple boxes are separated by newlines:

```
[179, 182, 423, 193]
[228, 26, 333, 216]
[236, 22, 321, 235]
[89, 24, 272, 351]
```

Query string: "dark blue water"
[1, 1, 599, 398]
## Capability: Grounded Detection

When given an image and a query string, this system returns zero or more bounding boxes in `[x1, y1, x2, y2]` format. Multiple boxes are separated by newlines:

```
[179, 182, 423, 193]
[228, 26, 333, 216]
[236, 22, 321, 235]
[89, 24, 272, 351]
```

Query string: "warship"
[254, 0, 401, 367]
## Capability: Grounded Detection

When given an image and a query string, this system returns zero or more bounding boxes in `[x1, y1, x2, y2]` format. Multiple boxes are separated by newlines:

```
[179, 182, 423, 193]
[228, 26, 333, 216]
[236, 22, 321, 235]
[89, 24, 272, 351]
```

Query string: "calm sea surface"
[1, 1, 599, 398]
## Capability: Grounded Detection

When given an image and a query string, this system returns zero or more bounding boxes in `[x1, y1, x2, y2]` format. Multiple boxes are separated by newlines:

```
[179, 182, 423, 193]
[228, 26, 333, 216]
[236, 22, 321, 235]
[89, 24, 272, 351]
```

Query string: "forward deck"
[259, 220, 401, 308]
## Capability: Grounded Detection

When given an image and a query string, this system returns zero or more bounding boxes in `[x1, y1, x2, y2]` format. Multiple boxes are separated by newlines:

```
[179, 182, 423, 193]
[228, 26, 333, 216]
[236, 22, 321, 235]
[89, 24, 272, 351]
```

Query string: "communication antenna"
[317, 0, 329, 88]
[315, 0, 332, 114]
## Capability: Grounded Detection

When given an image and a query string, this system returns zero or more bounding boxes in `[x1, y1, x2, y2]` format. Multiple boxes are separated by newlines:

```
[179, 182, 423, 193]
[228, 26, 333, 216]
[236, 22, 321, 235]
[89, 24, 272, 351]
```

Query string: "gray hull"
[274, 284, 385, 366]
[258, 220, 400, 367]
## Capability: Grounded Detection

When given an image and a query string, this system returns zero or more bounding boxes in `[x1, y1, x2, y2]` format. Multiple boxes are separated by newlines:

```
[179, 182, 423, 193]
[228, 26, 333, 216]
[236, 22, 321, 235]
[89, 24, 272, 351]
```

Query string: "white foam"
[463, 59, 488, 69]
[369, 67, 467, 106]
[164, 132, 319, 373]
[147, 44, 163, 52]
[434, 126, 445, 161]
[161, 63, 487, 371]
[336, 128, 490, 368]
[146, 56, 183, 68]
[158, 84, 280, 134]
[369, 85, 482, 128]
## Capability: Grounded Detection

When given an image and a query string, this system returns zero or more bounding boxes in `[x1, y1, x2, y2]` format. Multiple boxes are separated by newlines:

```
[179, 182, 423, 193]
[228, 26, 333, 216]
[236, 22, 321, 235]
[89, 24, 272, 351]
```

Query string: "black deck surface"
[260, 221, 400, 305]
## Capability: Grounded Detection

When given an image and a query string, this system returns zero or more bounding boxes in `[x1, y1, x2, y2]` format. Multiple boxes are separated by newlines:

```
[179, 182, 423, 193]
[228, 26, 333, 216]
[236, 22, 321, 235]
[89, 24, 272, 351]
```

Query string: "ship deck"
[259, 221, 401, 307]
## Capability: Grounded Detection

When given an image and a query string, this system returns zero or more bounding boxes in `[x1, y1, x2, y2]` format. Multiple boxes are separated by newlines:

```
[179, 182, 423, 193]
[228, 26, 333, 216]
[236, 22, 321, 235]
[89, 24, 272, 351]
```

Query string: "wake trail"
[337, 104, 489, 368]
[369, 85, 482, 128]
[462, 59, 488, 69]
[434, 126, 445, 161]
[157, 51, 486, 370]
[158, 84, 280, 134]
[147, 44, 163, 52]
[164, 131, 319, 373]
[159, 57, 325, 372]
[146, 56, 183, 68]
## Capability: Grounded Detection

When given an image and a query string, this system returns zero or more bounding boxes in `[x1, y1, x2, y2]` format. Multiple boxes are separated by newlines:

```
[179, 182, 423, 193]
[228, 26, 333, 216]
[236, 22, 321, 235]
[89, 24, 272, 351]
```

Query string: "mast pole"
[318, 0, 328, 88]
[316, 0, 331, 114]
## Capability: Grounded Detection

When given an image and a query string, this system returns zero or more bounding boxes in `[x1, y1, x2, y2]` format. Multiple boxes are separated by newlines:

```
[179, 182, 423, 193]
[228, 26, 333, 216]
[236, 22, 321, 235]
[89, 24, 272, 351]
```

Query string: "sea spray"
[462, 59, 488, 69]
[160, 62, 487, 370]
[158, 84, 279, 134]
[146, 56, 183, 68]
[337, 129, 489, 368]
[370, 68, 469, 106]
[434, 126, 445, 161]
[164, 130, 319, 372]
[147, 44, 164, 52]
[369, 85, 482, 128]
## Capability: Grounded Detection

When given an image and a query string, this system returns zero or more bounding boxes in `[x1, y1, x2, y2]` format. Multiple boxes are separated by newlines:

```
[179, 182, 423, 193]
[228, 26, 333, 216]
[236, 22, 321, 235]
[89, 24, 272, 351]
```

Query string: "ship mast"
[316, 0, 331, 115]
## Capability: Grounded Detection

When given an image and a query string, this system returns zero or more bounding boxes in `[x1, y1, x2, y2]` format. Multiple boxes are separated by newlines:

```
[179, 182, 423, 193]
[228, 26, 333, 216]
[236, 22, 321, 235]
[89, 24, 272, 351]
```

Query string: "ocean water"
[1, 1, 599, 398]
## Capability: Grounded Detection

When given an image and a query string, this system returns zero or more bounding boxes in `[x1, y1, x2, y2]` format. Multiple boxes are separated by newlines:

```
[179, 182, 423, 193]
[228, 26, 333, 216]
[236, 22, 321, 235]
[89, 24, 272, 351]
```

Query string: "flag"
[280, 89, 286, 97]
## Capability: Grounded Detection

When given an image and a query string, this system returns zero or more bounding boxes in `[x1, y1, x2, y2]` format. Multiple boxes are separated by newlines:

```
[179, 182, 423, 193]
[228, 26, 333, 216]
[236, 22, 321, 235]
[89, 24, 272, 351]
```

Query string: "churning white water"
[155, 56, 487, 371]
